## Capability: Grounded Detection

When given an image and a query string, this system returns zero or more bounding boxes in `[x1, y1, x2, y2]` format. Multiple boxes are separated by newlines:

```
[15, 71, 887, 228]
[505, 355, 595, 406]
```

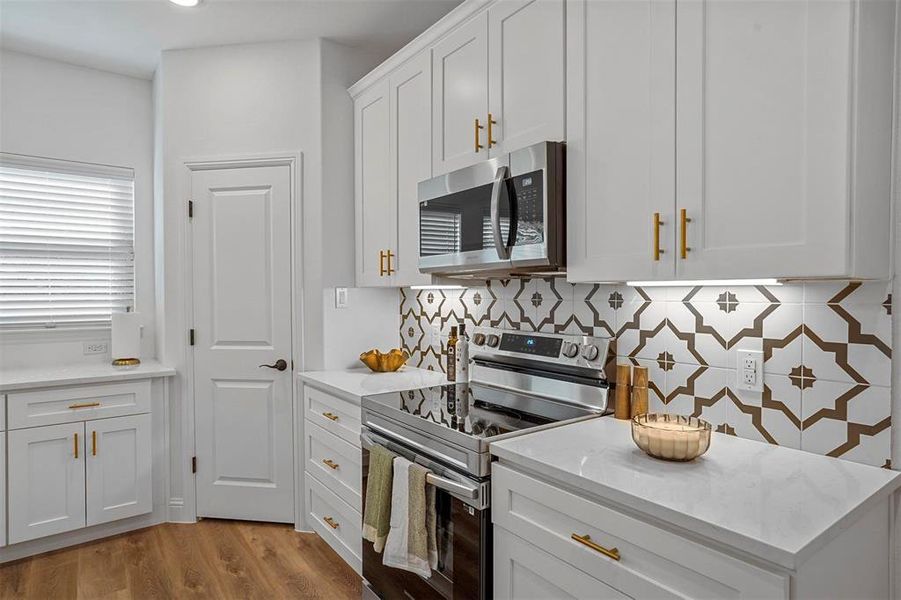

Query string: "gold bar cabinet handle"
[572, 533, 620, 561]
[69, 402, 100, 410]
[653, 212, 664, 261]
[92, 431, 97, 456]
[322, 412, 339, 421]
[474, 118, 484, 152]
[378, 250, 386, 276]
[386, 249, 395, 275]
[323, 516, 339, 529]
[74, 433, 79, 459]
[680, 208, 692, 259]
[487, 113, 497, 147]
[322, 459, 339, 470]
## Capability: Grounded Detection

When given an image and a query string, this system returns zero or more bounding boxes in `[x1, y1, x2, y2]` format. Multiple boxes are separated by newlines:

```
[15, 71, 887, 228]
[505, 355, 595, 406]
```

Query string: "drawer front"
[306, 421, 362, 509]
[303, 384, 361, 446]
[495, 527, 630, 600]
[492, 463, 788, 600]
[8, 381, 151, 429]
[306, 473, 362, 574]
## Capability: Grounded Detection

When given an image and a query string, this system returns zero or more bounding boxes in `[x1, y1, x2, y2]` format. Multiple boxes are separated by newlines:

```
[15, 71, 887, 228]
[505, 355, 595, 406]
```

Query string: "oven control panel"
[469, 326, 610, 371]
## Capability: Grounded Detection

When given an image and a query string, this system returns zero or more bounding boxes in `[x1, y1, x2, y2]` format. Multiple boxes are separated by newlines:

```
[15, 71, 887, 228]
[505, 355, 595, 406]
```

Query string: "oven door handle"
[361, 432, 480, 500]
[490, 165, 511, 260]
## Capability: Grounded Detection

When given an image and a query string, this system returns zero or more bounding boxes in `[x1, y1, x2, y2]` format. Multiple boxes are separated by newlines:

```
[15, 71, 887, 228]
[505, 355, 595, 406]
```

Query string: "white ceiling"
[0, 0, 461, 79]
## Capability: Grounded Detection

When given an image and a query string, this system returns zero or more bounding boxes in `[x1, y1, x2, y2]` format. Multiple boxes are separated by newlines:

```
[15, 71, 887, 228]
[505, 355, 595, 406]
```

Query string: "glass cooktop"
[363, 382, 598, 442]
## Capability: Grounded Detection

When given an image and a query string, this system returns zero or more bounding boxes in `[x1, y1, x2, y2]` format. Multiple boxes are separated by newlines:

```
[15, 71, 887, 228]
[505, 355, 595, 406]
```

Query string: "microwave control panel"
[511, 169, 544, 245]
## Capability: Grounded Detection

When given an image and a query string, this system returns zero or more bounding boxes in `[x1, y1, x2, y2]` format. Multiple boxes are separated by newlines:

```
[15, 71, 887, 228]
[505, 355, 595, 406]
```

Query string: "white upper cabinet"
[354, 80, 394, 287]
[567, 0, 895, 282]
[675, 0, 894, 280]
[566, 0, 676, 282]
[432, 13, 490, 175]
[390, 51, 433, 287]
[488, 0, 566, 157]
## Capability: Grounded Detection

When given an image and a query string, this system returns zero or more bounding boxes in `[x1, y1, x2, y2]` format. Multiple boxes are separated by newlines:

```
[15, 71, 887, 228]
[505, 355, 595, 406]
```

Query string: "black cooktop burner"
[365, 382, 596, 441]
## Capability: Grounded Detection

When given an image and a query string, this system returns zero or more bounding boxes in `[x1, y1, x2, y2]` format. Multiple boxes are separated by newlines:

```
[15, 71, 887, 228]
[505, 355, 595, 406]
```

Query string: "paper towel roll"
[111, 311, 141, 365]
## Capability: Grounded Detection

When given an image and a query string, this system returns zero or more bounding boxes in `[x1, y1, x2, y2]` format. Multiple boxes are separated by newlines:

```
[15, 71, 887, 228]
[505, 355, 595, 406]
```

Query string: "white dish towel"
[382, 456, 432, 578]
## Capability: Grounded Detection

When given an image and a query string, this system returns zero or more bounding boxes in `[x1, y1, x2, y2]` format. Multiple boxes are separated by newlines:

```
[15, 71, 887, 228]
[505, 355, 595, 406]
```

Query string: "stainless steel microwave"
[417, 141, 564, 276]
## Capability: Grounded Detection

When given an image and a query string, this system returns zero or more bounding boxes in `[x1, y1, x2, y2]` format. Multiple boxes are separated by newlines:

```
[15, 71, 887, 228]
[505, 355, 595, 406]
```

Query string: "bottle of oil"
[447, 326, 458, 382]
[455, 323, 470, 383]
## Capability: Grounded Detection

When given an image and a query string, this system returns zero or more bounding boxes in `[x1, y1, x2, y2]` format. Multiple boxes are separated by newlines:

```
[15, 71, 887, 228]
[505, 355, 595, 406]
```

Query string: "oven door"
[361, 428, 490, 600]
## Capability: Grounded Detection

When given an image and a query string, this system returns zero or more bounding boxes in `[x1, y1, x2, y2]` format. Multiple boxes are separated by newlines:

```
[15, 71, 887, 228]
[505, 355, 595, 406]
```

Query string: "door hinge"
[188, 200, 193, 218]
[192, 456, 197, 474]
[291, 359, 295, 371]
[189, 329, 195, 346]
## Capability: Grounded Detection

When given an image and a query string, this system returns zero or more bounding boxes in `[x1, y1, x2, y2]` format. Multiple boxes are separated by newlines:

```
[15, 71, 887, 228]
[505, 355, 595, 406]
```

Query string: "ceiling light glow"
[625, 279, 783, 287]
[169, 0, 200, 7]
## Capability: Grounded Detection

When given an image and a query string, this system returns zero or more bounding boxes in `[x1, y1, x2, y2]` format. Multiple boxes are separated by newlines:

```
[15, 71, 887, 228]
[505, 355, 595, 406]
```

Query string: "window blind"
[420, 211, 462, 256]
[0, 155, 135, 329]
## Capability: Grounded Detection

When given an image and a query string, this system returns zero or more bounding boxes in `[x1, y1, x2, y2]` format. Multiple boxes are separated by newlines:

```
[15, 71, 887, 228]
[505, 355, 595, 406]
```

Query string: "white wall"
[0, 51, 156, 368]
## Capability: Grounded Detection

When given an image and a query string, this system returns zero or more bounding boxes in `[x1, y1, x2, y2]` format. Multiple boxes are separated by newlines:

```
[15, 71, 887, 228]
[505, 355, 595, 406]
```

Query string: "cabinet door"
[488, 0, 565, 157]
[86, 414, 152, 526]
[494, 527, 629, 600]
[355, 80, 395, 287]
[390, 51, 433, 286]
[675, 0, 853, 279]
[432, 13, 489, 175]
[8, 422, 86, 543]
[0, 432, 6, 548]
[566, 0, 676, 283]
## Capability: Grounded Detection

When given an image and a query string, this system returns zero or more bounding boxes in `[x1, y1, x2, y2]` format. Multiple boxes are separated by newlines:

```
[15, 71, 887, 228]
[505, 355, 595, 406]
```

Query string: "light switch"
[335, 287, 349, 309]
[736, 349, 764, 392]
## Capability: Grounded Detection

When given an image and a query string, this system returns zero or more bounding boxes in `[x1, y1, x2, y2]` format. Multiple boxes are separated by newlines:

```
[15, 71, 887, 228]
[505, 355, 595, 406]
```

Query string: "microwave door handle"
[490, 165, 511, 260]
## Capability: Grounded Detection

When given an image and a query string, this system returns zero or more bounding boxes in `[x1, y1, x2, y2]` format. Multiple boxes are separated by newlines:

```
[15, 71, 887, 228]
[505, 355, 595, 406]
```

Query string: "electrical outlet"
[83, 342, 108, 355]
[736, 349, 764, 392]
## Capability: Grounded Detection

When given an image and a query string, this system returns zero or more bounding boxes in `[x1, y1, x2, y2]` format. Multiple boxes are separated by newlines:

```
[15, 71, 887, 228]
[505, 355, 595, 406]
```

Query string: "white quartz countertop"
[490, 417, 901, 570]
[298, 367, 448, 403]
[0, 360, 176, 392]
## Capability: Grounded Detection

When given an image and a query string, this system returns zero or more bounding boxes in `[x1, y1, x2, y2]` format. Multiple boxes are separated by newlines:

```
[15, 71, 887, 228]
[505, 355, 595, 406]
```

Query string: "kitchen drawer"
[306, 421, 362, 510]
[303, 384, 361, 446]
[305, 472, 362, 574]
[495, 527, 629, 600]
[7, 381, 151, 430]
[492, 463, 788, 600]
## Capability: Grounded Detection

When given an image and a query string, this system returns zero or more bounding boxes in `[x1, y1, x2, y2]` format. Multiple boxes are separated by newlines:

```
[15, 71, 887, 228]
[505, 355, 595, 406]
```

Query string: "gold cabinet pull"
[322, 459, 339, 470]
[323, 516, 339, 529]
[92, 431, 97, 456]
[378, 250, 387, 276]
[653, 212, 665, 261]
[69, 402, 100, 410]
[680, 208, 692, 259]
[386, 249, 395, 276]
[572, 533, 620, 561]
[487, 113, 497, 147]
[475, 118, 484, 152]
[74, 432, 79, 459]
[322, 412, 339, 421]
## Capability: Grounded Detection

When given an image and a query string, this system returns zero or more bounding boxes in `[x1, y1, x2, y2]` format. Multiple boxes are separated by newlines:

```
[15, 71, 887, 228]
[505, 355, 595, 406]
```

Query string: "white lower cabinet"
[0, 432, 6, 548]
[86, 414, 152, 526]
[8, 422, 87, 544]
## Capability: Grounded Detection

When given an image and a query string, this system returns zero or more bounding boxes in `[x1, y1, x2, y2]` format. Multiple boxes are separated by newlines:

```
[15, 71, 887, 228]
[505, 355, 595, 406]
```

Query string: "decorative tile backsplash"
[399, 279, 893, 468]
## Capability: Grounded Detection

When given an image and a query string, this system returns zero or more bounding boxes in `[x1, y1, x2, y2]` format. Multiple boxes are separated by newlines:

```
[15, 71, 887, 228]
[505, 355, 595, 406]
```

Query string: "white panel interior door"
[390, 50, 433, 286]
[354, 81, 395, 287]
[675, 0, 851, 279]
[566, 0, 675, 282]
[488, 0, 566, 156]
[0, 432, 6, 547]
[86, 414, 152, 526]
[192, 164, 294, 523]
[8, 422, 86, 544]
[432, 12, 489, 174]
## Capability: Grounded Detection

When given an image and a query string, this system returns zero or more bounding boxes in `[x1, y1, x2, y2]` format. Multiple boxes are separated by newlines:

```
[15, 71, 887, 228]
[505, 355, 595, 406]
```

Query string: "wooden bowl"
[359, 349, 409, 372]
[631, 413, 712, 461]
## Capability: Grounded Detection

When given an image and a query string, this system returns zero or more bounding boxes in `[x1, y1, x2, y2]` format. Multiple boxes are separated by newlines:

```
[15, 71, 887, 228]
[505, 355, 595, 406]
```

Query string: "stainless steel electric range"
[360, 326, 613, 600]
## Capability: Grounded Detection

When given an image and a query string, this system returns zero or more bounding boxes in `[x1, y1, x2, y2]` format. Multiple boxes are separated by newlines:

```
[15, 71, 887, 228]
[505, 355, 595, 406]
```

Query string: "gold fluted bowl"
[359, 349, 409, 373]
[631, 413, 712, 461]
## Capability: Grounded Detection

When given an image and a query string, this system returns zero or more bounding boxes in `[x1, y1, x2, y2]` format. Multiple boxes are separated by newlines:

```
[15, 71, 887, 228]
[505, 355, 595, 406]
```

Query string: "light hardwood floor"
[0, 520, 361, 600]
